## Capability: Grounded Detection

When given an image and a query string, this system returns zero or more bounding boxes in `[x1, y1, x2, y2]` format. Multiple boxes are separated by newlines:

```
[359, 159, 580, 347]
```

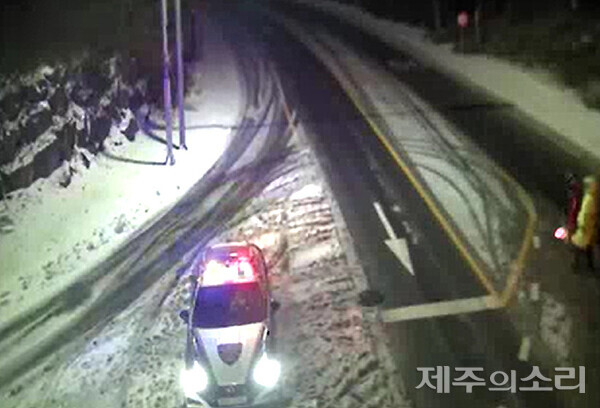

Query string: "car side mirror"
[270, 300, 281, 313]
[179, 309, 190, 323]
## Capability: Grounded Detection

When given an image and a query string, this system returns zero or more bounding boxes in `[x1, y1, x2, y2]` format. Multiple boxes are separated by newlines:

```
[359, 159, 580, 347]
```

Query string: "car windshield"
[192, 281, 266, 329]
[205, 245, 250, 263]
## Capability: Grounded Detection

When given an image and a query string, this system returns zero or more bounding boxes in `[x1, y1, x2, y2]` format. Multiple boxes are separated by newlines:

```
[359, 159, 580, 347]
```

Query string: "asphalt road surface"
[215, 2, 591, 407]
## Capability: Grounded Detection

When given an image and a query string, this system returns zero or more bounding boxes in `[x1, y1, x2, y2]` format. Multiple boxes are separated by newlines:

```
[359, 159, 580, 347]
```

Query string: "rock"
[20, 84, 45, 104]
[70, 83, 96, 107]
[76, 125, 88, 148]
[59, 167, 72, 188]
[122, 117, 138, 141]
[116, 85, 132, 109]
[107, 101, 122, 123]
[44, 65, 66, 84]
[56, 121, 76, 161]
[36, 79, 51, 100]
[129, 89, 145, 112]
[70, 105, 89, 148]
[49, 86, 68, 115]
[20, 104, 52, 143]
[2, 161, 34, 193]
[33, 137, 62, 179]
[39, 65, 55, 79]
[89, 112, 112, 148]
[114, 215, 128, 234]
[82, 71, 111, 96]
[0, 126, 19, 166]
[80, 151, 91, 168]
[1, 92, 22, 120]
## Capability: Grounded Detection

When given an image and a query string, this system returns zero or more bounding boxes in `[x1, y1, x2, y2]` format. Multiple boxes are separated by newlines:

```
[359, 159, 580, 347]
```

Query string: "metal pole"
[161, 0, 175, 165]
[175, 0, 186, 150]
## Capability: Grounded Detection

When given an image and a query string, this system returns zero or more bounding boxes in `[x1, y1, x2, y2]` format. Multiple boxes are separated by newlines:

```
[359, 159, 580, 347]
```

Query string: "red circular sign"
[458, 11, 469, 28]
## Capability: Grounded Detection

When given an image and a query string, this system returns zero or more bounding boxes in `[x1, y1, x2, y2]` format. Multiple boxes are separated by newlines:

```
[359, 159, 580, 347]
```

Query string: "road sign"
[458, 11, 469, 28]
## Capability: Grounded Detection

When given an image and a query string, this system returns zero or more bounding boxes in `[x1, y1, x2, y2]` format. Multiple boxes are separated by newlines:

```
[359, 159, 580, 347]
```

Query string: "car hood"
[194, 322, 265, 386]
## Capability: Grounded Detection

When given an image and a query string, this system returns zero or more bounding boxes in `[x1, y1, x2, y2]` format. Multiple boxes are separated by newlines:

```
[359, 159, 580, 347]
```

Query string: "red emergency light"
[202, 259, 255, 287]
[554, 226, 568, 241]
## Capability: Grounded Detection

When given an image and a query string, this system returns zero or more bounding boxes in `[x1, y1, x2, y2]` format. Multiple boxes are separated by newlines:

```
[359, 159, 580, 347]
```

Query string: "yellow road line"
[274, 14, 538, 303]
[351, 93, 499, 297]
[500, 186, 537, 305]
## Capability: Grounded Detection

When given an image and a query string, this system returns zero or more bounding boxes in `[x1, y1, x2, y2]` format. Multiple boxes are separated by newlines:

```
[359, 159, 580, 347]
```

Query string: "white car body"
[180, 243, 280, 408]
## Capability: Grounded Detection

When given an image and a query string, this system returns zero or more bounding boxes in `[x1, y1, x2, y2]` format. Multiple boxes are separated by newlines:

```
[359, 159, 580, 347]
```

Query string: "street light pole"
[161, 0, 175, 165]
[175, 0, 186, 150]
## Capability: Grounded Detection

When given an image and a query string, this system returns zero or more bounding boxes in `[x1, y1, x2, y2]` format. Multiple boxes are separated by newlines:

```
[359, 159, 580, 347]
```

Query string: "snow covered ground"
[1, 108, 410, 408]
[0, 25, 243, 327]
[218, 125, 409, 408]
[295, 0, 600, 164]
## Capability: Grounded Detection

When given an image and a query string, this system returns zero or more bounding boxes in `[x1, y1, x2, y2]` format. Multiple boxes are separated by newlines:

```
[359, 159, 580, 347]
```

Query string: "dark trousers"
[573, 246, 595, 272]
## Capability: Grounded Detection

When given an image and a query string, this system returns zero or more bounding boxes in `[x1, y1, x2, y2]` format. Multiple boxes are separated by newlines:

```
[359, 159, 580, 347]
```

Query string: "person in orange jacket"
[571, 175, 599, 272]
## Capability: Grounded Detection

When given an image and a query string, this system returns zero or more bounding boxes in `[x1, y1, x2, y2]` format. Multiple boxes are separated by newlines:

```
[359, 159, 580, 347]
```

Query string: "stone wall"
[0, 56, 148, 194]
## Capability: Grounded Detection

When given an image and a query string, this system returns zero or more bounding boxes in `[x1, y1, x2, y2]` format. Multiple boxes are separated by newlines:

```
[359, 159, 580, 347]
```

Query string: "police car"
[179, 243, 281, 407]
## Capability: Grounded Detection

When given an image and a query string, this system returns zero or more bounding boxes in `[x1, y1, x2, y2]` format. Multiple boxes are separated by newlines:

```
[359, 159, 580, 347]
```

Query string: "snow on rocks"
[0, 55, 148, 194]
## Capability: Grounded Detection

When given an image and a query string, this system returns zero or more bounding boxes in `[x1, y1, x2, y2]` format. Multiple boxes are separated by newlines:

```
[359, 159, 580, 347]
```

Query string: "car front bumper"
[184, 387, 282, 408]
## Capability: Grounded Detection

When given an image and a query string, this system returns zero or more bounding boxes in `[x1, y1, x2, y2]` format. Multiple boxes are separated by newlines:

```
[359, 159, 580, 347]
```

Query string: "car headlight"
[252, 355, 281, 388]
[180, 362, 208, 398]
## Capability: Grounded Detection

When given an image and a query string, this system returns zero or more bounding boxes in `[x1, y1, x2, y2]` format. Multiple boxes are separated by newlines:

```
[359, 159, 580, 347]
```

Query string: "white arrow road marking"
[373, 202, 414, 275]
[385, 239, 415, 276]
[373, 201, 397, 239]
[381, 295, 502, 323]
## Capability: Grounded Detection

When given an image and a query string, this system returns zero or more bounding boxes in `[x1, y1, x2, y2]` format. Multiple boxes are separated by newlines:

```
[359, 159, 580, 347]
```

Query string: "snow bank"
[295, 0, 600, 164]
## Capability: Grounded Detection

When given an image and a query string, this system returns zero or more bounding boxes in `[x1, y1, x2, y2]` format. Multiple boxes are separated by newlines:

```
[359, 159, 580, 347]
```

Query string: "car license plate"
[218, 396, 248, 406]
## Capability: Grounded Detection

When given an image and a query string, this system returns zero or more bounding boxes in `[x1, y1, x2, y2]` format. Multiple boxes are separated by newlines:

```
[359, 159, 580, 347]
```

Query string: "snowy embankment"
[271, 13, 533, 294]
[0, 25, 243, 330]
[295, 0, 600, 165]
